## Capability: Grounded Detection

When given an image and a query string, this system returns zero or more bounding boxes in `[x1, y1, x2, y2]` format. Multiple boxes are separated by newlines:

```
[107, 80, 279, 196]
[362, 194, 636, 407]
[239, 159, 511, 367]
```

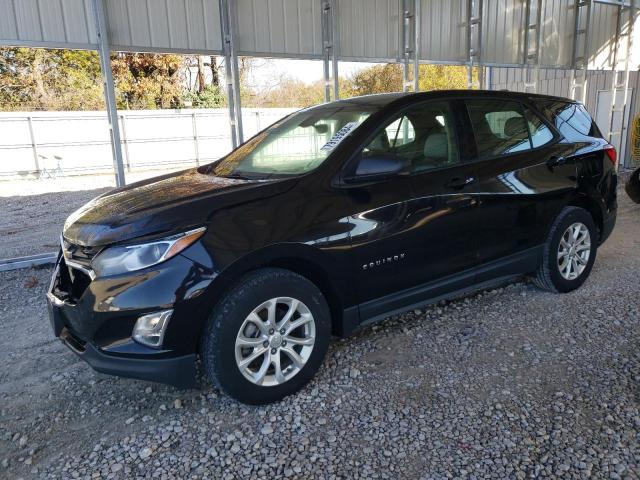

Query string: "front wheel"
[200, 268, 331, 404]
[533, 206, 598, 293]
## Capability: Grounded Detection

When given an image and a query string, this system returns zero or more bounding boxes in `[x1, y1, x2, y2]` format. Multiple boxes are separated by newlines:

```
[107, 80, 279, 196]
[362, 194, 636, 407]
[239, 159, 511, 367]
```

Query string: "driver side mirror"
[344, 153, 405, 183]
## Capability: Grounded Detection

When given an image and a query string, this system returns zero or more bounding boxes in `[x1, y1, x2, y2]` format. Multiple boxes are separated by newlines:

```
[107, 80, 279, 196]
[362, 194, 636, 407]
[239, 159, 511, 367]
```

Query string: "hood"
[63, 167, 290, 247]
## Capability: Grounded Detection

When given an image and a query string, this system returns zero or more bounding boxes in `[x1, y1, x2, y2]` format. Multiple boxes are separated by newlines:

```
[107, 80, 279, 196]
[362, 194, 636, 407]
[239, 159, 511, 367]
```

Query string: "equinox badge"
[362, 253, 406, 270]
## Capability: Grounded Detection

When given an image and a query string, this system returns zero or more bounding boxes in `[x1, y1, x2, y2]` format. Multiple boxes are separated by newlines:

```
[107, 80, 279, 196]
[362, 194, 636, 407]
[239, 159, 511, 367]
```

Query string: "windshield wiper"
[219, 173, 253, 180]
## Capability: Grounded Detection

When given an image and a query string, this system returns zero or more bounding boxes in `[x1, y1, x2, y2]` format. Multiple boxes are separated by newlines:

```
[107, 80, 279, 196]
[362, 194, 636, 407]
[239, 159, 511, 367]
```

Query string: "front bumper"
[46, 248, 215, 389]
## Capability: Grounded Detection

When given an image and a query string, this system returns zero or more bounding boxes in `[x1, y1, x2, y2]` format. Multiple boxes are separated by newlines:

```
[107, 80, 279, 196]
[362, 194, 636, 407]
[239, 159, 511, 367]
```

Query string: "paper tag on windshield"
[320, 122, 359, 152]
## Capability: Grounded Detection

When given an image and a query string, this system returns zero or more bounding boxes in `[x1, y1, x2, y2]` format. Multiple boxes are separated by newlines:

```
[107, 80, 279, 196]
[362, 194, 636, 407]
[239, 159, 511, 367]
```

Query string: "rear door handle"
[446, 176, 476, 190]
[547, 155, 566, 168]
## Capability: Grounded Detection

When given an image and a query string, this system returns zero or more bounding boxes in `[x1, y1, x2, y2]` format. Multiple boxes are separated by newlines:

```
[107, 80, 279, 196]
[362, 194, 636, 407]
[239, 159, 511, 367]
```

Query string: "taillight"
[603, 145, 617, 167]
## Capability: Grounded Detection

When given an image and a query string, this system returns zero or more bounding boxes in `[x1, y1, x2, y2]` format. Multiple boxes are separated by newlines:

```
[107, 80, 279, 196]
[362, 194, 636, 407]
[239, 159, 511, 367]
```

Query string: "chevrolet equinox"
[47, 91, 617, 404]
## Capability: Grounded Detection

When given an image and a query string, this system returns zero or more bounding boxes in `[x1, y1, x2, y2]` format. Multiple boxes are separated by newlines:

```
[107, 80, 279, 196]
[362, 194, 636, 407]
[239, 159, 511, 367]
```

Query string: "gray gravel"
[1, 188, 639, 479]
[0, 188, 110, 258]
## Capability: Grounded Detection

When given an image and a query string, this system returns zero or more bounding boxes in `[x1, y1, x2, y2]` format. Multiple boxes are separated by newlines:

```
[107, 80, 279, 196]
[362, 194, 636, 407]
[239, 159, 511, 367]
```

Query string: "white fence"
[0, 108, 297, 179]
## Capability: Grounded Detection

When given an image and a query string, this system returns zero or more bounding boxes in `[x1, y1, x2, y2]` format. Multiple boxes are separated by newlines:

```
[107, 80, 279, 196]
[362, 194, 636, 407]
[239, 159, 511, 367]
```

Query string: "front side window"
[212, 104, 376, 178]
[466, 99, 532, 159]
[359, 101, 459, 174]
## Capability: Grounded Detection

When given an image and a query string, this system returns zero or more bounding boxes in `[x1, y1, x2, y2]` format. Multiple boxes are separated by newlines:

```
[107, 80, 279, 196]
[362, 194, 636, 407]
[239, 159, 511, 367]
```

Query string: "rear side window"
[466, 99, 554, 160]
[525, 108, 554, 148]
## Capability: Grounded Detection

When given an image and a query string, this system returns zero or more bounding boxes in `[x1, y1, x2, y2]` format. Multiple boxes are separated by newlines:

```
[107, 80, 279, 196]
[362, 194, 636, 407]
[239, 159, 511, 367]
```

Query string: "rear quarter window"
[536, 99, 602, 140]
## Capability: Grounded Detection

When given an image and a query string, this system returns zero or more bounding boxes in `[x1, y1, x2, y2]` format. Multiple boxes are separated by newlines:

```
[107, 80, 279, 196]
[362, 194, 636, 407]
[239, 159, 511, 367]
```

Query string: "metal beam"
[322, 0, 332, 103]
[570, 0, 593, 103]
[466, 0, 483, 88]
[0, 253, 57, 273]
[607, 0, 636, 167]
[413, 0, 421, 92]
[220, 0, 243, 147]
[523, 0, 544, 93]
[321, 0, 339, 102]
[331, 0, 340, 100]
[91, 0, 125, 187]
[402, 0, 411, 92]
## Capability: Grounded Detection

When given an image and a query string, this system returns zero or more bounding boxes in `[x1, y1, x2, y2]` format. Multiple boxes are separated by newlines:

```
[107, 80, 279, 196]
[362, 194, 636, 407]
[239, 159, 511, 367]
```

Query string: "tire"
[200, 268, 331, 404]
[533, 206, 598, 293]
[625, 166, 640, 204]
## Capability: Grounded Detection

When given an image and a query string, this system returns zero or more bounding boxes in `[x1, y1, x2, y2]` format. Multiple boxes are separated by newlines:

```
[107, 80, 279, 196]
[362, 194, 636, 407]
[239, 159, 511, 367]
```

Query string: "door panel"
[464, 98, 578, 265]
[472, 145, 577, 264]
[345, 99, 479, 313]
[345, 177, 418, 303]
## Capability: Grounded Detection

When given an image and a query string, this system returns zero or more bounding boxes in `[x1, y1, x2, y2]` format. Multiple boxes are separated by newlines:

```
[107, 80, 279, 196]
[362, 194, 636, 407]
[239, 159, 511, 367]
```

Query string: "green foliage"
[110, 52, 185, 109]
[0, 48, 482, 112]
[0, 48, 189, 111]
[184, 84, 225, 108]
[345, 64, 403, 96]
[0, 47, 104, 110]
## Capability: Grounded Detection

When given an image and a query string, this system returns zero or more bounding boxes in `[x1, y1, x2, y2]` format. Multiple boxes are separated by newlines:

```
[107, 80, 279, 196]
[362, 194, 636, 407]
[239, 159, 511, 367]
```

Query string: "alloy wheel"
[235, 297, 316, 386]
[557, 222, 591, 281]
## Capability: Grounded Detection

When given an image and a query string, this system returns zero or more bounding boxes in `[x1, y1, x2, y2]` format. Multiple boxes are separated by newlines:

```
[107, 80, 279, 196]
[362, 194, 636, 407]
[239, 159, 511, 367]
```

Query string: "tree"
[110, 52, 185, 109]
[0, 47, 104, 110]
[417, 64, 474, 91]
[0, 48, 191, 111]
[347, 63, 403, 96]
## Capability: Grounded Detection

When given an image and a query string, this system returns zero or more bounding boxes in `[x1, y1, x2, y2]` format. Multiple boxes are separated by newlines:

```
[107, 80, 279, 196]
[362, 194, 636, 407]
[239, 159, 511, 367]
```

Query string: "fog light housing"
[132, 310, 173, 348]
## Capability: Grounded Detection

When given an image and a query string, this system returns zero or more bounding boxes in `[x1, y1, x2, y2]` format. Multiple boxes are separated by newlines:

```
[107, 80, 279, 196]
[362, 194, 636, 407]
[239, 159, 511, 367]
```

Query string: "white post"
[91, 0, 126, 187]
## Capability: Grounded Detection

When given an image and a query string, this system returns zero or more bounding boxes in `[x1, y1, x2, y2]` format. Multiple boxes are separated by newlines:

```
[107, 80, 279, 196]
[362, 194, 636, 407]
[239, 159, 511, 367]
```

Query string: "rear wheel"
[200, 268, 331, 404]
[533, 206, 597, 293]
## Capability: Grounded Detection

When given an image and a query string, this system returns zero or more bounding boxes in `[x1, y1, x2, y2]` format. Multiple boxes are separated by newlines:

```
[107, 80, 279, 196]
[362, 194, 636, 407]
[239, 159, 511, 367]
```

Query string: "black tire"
[625, 166, 640, 204]
[200, 268, 331, 404]
[533, 206, 598, 293]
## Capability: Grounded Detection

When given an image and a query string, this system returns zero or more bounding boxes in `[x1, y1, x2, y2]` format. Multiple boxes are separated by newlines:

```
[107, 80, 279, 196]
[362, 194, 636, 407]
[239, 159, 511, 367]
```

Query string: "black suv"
[47, 91, 617, 404]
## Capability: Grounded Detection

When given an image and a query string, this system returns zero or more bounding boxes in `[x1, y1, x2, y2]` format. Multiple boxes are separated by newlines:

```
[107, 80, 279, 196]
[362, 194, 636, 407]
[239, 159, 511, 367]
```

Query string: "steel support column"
[466, 0, 483, 88]
[414, 0, 421, 92]
[401, 0, 420, 92]
[91, 0, 125, 187]
[220, 0, 243, 147]
[570, 0, 593, 103]
[322, 0, 339, 102]
[331, 0, 340, 99]
[523, 0, 544, 93]
[606, 0, 635, 165]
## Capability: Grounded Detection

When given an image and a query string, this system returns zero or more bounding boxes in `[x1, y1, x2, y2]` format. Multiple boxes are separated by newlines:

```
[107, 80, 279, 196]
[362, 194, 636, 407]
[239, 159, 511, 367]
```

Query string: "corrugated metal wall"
[538, 0, 575, 67]
[481, 0, 525, 65]
[338, 0, 400, 61]
[0, 0, 636, 69]
[105, 0, 222, 53]
[0, 0, 96, 49]
[236, 0, 323, 58]
[418, 0, 468, 63]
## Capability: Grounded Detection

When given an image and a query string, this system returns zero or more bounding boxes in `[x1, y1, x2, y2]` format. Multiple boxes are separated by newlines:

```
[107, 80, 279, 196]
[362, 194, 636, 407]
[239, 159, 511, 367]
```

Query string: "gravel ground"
[0, 189, 639, 479]
[0, 188, 111, 258]
[0, 170, 181, 259]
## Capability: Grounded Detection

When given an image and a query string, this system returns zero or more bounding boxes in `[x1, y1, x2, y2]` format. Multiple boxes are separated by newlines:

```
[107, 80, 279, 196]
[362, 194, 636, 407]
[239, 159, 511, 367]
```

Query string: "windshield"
[212, 104, 376, 179]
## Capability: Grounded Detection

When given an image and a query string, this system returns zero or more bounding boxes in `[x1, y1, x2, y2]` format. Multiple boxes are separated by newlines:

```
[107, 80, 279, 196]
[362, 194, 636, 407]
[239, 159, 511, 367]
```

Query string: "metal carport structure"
[0, 0, 638, 189]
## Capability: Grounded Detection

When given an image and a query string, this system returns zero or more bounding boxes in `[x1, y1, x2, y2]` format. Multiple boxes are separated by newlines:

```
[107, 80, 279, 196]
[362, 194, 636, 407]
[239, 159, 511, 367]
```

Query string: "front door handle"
[547, 155, 566, 168]
[446, 176, 476, 190]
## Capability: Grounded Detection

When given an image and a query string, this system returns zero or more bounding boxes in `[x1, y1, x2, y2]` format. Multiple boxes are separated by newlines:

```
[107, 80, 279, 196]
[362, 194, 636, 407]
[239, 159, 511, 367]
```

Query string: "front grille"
[56, 238, 99, 302]
[52, 256, 92, 303]
[62, 238, 101, 267]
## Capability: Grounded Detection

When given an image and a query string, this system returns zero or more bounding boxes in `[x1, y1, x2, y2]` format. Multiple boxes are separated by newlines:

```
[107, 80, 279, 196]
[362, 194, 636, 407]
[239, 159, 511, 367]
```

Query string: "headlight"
[91, 227, 205, 277]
